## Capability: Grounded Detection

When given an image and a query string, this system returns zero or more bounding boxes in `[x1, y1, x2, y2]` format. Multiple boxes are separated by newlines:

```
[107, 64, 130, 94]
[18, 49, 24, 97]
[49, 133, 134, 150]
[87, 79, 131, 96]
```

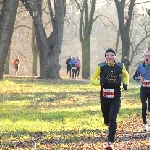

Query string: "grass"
[0, 77, 142, 148]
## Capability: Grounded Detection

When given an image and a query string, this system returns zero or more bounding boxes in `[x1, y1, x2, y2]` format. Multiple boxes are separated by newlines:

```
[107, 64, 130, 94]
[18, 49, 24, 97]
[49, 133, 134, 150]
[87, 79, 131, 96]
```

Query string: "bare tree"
[0, 0, 19, 79]
[31, 23, 38, 76]
[20, 0, 66, 79]
[114, 0, 135, 72]
[4, 47, 10, 74]
[75, 0, 96, 79]
[4, 3, 31, 75]
[114, 0, 150, 72]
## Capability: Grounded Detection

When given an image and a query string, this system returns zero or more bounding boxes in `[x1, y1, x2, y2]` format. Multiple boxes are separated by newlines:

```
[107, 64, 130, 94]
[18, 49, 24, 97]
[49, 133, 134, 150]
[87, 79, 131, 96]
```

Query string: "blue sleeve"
[69, 60, 72, 64]
[75, 60, 78, 64]
[136, 65, 140, 76]
[133, 70, 140, 82]
[133, 66, 140, 82]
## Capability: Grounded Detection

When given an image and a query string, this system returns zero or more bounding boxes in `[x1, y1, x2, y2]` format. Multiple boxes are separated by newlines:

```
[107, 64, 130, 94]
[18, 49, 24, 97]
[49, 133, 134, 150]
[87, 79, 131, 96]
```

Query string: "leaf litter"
[0, 78, 149, 149]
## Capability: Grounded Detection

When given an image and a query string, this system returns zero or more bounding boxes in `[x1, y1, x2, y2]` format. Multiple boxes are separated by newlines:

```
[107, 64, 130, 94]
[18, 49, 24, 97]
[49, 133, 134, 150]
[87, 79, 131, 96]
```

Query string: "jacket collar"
[106, 61, 115, 66]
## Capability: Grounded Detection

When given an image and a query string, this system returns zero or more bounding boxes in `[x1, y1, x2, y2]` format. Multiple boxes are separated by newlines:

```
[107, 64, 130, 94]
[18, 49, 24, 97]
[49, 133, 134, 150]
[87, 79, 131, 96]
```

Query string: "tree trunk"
[47, 0, 64, 79]
[114, 0, 135, 72]
[77, 0, 96, 79]
[82, 38, 90, 78]
[0, 0, 19, 79]
[21, 0, 65, 79]
[31, 23, 38, 76]
[115, 30, 120, 53]
[4, 47, 10, 74]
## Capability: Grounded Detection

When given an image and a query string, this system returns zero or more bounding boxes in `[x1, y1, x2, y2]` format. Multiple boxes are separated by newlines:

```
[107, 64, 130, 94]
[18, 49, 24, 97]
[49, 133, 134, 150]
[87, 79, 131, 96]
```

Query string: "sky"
[136, 0, 150, 8]
[135, 0, 150, 15]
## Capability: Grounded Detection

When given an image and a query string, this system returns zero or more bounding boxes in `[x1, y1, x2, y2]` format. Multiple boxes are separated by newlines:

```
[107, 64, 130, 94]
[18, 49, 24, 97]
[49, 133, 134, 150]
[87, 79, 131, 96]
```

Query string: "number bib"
[103, 88, 114, 98]
[143, 80, 150, 87]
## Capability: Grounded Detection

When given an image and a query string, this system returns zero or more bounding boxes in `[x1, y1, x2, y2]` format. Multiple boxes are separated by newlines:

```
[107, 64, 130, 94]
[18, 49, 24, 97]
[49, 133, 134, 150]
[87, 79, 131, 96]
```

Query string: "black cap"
[105, 48, 116, 57]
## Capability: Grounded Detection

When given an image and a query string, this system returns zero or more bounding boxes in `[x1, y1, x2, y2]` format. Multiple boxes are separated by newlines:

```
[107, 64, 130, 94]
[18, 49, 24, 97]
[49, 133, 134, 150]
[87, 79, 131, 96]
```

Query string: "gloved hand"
[123, 83, 127, 91]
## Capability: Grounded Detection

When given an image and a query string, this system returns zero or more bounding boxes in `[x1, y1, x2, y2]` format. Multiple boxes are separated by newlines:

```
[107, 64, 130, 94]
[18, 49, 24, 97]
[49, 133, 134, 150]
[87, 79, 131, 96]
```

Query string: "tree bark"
[4, 47, 10, 74]
[0, 0, 19, 79]
[77, 0, 96, 79]
[21, 0, 65, 79]
[82, 38, 90, 79]
[31, 23, 38, 76]
[114, 0, 135, 72]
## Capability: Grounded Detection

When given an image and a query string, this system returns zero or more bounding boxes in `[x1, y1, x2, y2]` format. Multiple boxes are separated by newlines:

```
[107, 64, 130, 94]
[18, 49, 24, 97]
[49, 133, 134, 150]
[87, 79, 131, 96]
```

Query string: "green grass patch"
[0, 78, 142, 147]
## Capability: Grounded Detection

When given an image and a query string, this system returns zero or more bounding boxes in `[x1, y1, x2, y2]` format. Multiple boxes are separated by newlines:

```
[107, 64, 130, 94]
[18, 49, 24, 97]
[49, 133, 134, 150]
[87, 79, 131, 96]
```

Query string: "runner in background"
[75, 56, 81, 79]
[12, 56, 20, 76]
[66, 55, 72, 78]
[69, 56, 78, 79]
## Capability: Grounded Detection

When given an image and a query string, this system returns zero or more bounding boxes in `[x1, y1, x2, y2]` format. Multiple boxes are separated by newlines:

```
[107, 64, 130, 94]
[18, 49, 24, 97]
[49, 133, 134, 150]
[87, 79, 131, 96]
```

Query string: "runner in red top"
[12, 56, 20, 76]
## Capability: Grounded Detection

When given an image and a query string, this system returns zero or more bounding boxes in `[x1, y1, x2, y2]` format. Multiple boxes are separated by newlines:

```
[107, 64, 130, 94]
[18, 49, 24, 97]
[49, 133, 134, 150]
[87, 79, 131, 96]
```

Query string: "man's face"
[144, 52, 150, 64]
[105, 52, 115, 64]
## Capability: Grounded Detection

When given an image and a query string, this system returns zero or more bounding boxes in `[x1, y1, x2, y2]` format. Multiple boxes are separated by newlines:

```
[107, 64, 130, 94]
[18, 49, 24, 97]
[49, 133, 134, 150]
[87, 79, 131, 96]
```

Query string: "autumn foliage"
[0, 78, 149, 149]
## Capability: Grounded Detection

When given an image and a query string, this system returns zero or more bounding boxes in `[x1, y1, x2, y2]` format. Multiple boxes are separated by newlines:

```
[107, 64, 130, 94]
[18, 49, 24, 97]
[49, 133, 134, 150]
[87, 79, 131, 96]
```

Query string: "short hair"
[105, 48, 116, 57]
[143, 51, 150, 56]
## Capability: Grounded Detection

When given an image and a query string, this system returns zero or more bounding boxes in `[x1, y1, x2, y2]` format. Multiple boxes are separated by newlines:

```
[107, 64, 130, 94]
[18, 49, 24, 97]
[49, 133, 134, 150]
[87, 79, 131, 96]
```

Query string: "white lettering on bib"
[143, 80, 150, 87]
[103, 88, 114, 98]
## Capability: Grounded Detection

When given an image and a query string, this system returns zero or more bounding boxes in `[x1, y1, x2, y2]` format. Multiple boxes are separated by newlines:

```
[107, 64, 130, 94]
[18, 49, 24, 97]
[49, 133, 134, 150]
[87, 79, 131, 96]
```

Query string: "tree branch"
[136, 1, 150, 4]
[47, 0, 54, 29]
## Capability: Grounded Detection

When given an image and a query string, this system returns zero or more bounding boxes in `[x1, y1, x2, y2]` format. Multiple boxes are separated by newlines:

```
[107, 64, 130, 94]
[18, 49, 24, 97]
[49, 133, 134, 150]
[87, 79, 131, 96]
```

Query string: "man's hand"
[123, 83, 127, 91]
[139, 76, 144, 82]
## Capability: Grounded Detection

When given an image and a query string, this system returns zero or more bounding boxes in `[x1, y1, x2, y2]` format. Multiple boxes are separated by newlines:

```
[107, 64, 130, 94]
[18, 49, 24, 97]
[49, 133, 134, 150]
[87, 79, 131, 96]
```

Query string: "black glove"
[123, 83, 127, 91]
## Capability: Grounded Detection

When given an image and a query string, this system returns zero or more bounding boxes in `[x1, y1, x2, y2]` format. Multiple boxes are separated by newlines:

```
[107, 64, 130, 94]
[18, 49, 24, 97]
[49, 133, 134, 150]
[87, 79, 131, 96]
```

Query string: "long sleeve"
[90, 66, 101, 86]
[122, 65, 129, 85]
[133, 70, 140, 82]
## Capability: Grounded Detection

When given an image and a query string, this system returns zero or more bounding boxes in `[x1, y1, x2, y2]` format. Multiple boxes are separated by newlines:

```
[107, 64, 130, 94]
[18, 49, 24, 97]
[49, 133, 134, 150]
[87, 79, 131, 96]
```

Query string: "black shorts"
[15, 64, 18, 70]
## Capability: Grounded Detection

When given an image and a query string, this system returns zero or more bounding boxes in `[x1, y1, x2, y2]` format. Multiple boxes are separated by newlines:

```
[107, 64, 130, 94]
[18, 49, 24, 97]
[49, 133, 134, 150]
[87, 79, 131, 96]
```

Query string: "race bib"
[143, 80, 150, 87]
[103, 88, 114, 98]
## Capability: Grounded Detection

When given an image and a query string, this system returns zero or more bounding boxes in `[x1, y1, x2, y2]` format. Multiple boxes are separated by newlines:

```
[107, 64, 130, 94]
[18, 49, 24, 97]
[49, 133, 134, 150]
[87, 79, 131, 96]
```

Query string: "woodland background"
[1, 0, 150, 77]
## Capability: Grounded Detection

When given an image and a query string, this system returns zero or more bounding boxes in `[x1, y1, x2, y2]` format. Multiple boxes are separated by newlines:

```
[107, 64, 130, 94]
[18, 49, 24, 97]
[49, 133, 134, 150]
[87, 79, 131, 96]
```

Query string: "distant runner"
[12, 56, 20, 76]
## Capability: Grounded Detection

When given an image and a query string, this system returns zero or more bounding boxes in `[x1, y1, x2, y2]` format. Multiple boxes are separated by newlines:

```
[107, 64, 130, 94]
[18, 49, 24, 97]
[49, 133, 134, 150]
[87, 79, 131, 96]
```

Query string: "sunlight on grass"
[0, 78, 142, 144]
